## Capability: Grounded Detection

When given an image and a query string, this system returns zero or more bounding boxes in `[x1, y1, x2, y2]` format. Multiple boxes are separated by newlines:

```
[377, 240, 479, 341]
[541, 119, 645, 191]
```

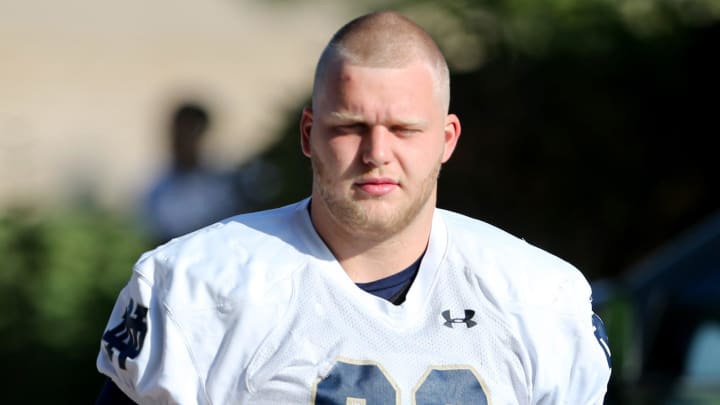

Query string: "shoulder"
[438, 209, 592, 314]
[134, 199, 312, 310]
[438, 210, 610, 401]
[97, 201, 316, 403]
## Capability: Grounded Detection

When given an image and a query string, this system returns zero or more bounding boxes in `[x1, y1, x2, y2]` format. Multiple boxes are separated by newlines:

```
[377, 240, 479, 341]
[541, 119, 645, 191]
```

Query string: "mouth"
[355, 177, 399, 197]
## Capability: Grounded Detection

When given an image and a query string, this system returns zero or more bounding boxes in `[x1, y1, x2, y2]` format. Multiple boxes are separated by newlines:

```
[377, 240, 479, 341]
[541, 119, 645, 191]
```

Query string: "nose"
[361, 126, 391, 167]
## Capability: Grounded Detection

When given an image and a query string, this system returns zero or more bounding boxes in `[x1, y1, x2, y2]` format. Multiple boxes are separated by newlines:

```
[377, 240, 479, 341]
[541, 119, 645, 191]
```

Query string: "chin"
[354, 203, 416, 234]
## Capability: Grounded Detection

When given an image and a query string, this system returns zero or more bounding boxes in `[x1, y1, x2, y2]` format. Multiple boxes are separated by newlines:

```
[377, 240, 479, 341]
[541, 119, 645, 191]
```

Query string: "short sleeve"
[520, 272, 612, 404]
[96, 267, 208, 404]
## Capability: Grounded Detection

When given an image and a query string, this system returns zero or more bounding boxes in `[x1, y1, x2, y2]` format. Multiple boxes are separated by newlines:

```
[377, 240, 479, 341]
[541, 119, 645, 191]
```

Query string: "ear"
[441, 113, 461, 163]
[300, 107, 313, 158]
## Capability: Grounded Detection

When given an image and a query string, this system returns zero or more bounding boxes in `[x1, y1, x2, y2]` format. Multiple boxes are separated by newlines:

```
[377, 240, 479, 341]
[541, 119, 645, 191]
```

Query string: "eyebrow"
[328, 111, 364, 122]
[327, 111, 427, 127]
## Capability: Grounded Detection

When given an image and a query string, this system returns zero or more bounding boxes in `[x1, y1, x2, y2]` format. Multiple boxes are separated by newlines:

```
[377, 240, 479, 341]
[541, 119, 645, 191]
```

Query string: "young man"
[97, 11, 611, 404]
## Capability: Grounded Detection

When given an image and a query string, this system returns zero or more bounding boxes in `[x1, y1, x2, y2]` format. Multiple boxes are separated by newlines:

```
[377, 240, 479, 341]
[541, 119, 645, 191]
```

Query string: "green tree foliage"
[0, 207, 149, 402]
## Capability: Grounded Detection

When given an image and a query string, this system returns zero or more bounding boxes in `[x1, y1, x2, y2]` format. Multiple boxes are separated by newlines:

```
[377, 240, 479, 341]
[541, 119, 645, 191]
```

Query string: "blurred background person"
[141, 102, 244, 244]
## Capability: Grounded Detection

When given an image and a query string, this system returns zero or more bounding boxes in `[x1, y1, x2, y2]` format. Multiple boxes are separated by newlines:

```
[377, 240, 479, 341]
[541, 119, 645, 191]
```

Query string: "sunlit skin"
[301, 60, 461, 282]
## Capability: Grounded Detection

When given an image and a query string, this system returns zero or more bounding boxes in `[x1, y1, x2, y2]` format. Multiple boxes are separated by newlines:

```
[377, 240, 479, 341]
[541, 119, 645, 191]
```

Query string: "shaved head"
[313, 11, 450, 113]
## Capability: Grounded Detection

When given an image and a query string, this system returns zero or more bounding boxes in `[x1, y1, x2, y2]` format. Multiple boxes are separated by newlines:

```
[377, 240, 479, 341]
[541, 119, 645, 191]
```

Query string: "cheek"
[323, 138, 361, 169]
[402, 140, 445, 174]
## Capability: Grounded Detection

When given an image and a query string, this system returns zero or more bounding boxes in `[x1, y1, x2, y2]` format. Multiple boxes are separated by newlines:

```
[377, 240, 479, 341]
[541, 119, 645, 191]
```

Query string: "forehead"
[314, 61, 441, 120]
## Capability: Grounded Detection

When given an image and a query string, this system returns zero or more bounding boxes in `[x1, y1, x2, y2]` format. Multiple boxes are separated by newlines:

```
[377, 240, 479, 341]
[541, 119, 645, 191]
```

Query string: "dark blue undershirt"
[355, 255, 421, 304]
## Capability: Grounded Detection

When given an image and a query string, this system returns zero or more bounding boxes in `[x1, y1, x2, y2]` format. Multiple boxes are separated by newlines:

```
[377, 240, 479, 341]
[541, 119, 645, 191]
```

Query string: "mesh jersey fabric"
[97, 198, 611, 404]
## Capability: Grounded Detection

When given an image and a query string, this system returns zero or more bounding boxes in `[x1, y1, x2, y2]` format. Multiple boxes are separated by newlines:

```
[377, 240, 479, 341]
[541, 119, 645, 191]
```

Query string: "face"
[301, 60, 461, 238]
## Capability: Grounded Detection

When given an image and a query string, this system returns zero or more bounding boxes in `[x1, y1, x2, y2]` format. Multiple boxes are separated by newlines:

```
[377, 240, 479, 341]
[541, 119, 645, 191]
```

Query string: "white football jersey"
[97, 198, 611, 404]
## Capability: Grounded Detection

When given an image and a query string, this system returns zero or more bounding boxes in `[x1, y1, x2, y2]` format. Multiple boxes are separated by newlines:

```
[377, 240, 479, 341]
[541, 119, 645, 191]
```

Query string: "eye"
[333, 123, 367, 135]
[392, 126, 421, 137]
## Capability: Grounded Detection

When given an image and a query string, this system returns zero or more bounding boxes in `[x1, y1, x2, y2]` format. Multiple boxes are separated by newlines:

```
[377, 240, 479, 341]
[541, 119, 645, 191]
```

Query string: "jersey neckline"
[292, 198, 449, 328]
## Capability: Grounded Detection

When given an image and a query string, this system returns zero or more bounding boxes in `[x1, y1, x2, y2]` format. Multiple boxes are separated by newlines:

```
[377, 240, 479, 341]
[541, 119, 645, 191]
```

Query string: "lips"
[355, 177, 399, 196]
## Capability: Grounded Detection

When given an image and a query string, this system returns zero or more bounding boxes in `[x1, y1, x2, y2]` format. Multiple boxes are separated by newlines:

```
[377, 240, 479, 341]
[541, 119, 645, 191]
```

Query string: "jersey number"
[313, 360, 488, 404]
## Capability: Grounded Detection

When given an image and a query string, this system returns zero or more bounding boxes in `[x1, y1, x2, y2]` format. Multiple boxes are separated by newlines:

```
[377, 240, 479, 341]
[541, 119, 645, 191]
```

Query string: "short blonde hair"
[312, 11, 450, 113]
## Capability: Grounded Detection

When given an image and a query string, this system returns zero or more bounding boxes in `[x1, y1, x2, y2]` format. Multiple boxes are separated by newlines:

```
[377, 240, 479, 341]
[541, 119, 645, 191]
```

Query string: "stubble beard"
[311, 156, 440, 240]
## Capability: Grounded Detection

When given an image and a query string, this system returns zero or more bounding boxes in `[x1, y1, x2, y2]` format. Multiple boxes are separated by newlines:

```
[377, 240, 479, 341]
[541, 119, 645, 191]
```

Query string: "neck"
[310, 198, 434, 283]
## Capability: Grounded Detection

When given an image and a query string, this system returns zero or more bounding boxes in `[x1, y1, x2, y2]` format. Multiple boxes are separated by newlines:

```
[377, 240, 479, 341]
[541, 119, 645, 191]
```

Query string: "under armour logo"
[103, 299, 148, 370]
[442, 309, 477, 328]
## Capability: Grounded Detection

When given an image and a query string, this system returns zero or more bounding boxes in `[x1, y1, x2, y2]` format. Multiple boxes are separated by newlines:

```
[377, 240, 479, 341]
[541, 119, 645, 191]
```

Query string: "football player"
[96, 10, 611, 404]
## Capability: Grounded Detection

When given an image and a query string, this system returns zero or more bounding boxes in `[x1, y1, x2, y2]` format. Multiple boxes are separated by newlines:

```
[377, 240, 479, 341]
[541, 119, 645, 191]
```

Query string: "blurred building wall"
[0, 0, 362, 211]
